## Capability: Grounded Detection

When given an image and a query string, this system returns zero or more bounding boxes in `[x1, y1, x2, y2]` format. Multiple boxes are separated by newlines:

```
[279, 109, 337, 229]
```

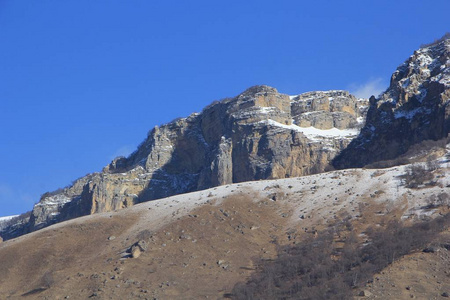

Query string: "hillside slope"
[1, 153, 449, 299]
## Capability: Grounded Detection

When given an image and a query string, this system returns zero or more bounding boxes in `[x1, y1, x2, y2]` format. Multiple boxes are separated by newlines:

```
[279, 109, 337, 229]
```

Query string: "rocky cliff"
[5, 36, 450, 241]
[334, 37, 450, 168]
[0, 87, 367, 239]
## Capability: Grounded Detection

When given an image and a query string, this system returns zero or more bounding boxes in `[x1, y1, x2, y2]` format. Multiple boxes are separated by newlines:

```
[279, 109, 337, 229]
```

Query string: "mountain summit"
[2, 35, 450, 241]
[334, 37, 450, 168]
[1, 86, 367, 239]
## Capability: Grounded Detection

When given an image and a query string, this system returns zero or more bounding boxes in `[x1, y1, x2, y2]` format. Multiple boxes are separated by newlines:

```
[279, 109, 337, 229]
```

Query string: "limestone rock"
[291, 90, 367, 130]
[4, 85, 368, 239]
[334, 37, 450, 168]
[130, 240, 148, 258]
[359, 290, 373, 297]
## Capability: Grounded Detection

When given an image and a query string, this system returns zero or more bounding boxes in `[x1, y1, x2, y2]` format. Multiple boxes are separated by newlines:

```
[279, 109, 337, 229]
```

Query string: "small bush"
[136, 229, 153, 241]
[42, 271, 54, 288]
[426, 193, 450, 208]
[231, 213, 450, 299]
[402, 164, 434, 188]
[365, 137, 448, 169]
[420, 32, 450, 48]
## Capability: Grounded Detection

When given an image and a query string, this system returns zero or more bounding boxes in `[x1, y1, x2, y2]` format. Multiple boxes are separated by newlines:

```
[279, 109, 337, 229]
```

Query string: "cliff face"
[7, 86, 366, 236]
[8, 36, 449, 240]
[334, 38, 450, 168]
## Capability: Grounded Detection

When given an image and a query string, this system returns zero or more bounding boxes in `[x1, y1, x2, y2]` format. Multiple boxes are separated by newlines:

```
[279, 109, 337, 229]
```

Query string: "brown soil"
[361, 227, 450, 299]
[0, 193, 292, 299]
[1, 167, 449, 299]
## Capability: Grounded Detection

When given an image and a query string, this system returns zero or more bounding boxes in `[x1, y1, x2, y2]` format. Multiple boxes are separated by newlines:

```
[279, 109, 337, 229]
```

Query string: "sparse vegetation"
[426, 155, 440, 171]
[136, 229, 153, 241]
[420, 32, 450, 48]
[365, 137, 448, 169]
[40, 188, 66, 199]
[231, 213, 450, 300]
[426, 192, 450, 209]
[401, 163, 436, 188]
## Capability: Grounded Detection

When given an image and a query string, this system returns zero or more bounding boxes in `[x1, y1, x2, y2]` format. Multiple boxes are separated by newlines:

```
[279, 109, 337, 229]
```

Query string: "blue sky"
[0, 0, 449, 216]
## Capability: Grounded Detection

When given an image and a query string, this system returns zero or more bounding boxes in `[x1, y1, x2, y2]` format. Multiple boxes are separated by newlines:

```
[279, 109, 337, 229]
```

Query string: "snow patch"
[260, 119, 359, 140]
[394, 107, 430, 120]
[36, 194, 72, 207]
[0, 215, 19, 223]
[259, 106, 276, 113]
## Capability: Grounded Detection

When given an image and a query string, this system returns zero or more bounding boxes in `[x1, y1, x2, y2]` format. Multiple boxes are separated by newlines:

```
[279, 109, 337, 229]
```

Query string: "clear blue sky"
[0, 0, 448, 216]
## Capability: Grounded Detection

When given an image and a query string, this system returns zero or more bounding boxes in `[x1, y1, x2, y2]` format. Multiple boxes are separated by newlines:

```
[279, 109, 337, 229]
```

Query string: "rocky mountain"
[0, 154, 449, 299]
[334, 37, 450, 168]
[2, 35, 450, 242]
[0, 87, 367, 240]
[1, 35, 450, 299]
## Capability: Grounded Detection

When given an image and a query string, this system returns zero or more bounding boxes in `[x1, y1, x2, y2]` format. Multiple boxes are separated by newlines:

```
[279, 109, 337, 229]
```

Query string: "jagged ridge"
[334, 37, 450, 168]
[0, 86, 367, 240]
[6, 35, 449, 241]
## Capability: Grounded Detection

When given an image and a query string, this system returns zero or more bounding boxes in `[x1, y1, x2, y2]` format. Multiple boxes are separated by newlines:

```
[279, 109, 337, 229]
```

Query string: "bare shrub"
[42, 271, 54, 288]
[365, 137, 448, 169]
[231, 213, 450, 299]
[402, 164, 434, 188]
[438, 193, 450, 207]
[366, 157, 410, 169]
[427, 193, 450, 208]
[420, 32, 450, 48]
[136, 229, 153, 241]
[426, 155, 439, 171]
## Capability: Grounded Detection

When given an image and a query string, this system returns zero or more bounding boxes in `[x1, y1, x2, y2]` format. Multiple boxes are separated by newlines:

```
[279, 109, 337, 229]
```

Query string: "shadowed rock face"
[12, 36, 450, 240]
[1, 86, 367, 239]
[333, 38, 450, 169]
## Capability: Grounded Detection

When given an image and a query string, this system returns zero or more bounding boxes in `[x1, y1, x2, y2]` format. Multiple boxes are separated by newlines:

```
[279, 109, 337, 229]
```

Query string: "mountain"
[1, 35, 449, 244]
[0, 156, 449, 299]
[0, 87, 368, 240]
[334, 37, 450, 168]
[1, 35, 450, 299]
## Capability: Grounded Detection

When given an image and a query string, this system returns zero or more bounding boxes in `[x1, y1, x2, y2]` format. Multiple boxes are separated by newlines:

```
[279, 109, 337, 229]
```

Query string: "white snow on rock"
[0, 215, 18, 223]
[36, 194, 72, 207]
[260, 119, 359, 140]
[258, 106, 277, 113]
[394, 107, 431, 120]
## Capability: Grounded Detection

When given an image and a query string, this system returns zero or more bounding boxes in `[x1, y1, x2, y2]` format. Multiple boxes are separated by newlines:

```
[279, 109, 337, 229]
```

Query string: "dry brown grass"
[0, 213, 139, 299]
[0, 193, 291, 299]
[1, 174, 449, 299]
[230, 199, 450, 300]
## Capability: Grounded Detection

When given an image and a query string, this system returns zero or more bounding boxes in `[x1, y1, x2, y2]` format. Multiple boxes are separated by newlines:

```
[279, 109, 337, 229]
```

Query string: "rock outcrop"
[334, 37, 450, 168]
[1, 86, 367, 239]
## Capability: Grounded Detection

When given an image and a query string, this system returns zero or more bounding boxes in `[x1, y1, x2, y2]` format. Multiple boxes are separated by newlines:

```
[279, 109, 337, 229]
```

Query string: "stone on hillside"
[359, 290, 373, 297]
[130, 240, 148, 258]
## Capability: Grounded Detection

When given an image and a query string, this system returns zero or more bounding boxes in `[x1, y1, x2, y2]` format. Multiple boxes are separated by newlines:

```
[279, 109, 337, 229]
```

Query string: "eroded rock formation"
[6, 86, 367, 237]
[334, 37, 450, 168]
